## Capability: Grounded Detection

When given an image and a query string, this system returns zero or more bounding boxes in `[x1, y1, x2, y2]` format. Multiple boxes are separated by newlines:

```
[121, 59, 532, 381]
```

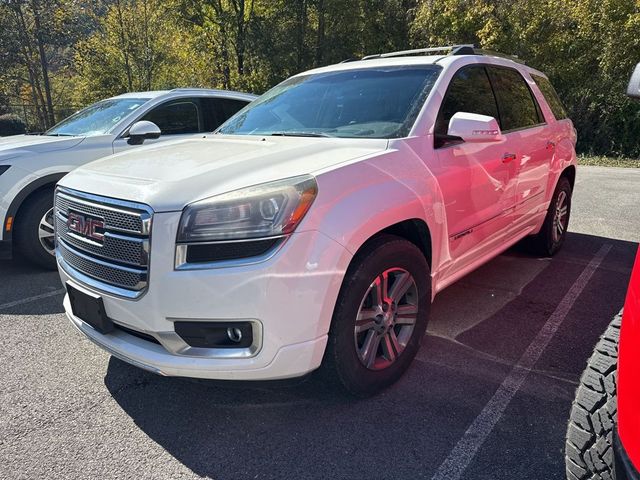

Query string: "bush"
[0, 114, 27, 136]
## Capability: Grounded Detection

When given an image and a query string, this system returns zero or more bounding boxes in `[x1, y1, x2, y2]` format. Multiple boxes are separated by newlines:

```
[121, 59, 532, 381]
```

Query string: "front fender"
[302, 147, 442, 269]
[1, 171, 68, 242]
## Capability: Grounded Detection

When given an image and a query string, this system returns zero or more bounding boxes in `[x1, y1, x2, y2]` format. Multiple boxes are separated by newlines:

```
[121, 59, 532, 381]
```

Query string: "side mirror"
[447, 112, 502, 143]
[627, 63, 640, 99]
[127, 121, 161, 145]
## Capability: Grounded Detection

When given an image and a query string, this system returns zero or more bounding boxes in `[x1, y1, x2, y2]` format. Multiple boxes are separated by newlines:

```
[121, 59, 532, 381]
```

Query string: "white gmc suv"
[0, 88, 255, 269]
[55, 45, 577, 396]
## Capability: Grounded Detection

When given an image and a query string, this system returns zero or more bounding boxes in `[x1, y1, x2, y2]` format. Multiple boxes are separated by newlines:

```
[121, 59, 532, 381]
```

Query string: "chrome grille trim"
[55, 189, 152, 235]
[54, 188, 153, 299]
[54, 212, 149, 266]
[58, 240, 147, 290]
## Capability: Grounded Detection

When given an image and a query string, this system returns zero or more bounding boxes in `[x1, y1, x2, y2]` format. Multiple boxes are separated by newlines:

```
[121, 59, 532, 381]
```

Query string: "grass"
[578, 154, 640, 168]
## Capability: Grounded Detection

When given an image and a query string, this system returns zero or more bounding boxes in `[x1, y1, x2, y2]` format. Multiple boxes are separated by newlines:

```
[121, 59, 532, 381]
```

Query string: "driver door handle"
[502, 153, 517, 163]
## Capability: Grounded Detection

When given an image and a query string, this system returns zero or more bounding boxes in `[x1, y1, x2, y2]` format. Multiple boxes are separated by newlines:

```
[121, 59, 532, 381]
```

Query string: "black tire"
[321, 234, 431, 397]
[14, 188, 57, 270]
[565, 313, 621, 480]
[528, 176, 572, 256]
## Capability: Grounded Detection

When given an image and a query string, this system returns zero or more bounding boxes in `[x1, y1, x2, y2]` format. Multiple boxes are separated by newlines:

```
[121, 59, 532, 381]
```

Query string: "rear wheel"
[14, 189, 57, 270]
[322, 234, 430, 397]
[565, 313, 620, 480]
[528, 176, 572, 256]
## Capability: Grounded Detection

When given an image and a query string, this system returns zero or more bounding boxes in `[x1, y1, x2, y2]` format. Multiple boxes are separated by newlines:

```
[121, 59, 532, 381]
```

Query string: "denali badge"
[67, 211, 105, 243]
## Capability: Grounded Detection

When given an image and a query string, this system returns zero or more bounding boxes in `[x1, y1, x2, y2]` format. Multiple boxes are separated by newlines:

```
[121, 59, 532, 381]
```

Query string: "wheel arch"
[4, 173, 67, 243]
[560, 164, 576, 191]
[377, 219, 433, 268]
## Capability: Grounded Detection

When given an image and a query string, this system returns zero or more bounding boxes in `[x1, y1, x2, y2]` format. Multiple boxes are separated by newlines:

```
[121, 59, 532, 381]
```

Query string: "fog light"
[174, 321, 253, 348]
[227, 327, 243, 343]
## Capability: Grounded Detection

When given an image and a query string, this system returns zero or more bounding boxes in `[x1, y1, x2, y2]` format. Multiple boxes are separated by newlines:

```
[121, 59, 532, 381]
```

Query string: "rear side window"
[203, 98, 249, 131]
[142, 100, 201, 135]
[435, 65, 499, 138]
[532, 74, 568, 120]
[487, 67, 543, 132]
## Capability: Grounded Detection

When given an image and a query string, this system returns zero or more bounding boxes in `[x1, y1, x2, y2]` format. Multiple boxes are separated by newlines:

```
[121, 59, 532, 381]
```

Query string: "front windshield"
[46, 98, 148, 136]
[218, 66, 441, 139]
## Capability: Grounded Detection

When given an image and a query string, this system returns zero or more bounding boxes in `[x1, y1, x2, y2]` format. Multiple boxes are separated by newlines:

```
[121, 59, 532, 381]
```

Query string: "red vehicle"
[616, 248, 640, 478]
[565, 65, 640, 480]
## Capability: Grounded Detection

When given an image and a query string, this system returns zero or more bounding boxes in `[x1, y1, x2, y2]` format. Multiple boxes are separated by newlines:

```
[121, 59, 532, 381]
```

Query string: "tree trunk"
[315, 0, 325, 66]
[31, 0, 55, 127]
[114, 0, 133, 91]
[296, 0, 308, 70]
[12, 2, 46, 129]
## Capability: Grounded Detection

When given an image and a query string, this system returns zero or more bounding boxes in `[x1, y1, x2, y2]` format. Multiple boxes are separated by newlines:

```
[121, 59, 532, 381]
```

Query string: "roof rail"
[474, 48, 525, 64]
[357, 44, 525, 64]
[361, 44, 475, 60]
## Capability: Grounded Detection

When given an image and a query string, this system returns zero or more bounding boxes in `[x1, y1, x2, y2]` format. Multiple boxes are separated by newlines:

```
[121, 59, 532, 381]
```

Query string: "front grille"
[54, 214, 148, 266]
[55, 188, 153, 297]
[55, 193, 146, 233]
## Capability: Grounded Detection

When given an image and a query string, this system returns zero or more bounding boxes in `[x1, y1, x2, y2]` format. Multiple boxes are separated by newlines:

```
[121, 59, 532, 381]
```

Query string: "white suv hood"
[59, 134, 388, 211]
[0, 134, 84, 160]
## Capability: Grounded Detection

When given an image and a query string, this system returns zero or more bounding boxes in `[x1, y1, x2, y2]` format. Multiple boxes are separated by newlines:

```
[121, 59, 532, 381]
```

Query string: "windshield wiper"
[270, 131, 332, 138]
[45, 133, 75, 137]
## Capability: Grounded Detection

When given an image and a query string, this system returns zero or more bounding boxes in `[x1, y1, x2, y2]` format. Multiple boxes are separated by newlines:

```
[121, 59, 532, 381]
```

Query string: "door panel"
[487, 67, 552, 221]
[434, 140, 518, 260]
[510, 125, 551, 213]
[433, 65, 518, 260]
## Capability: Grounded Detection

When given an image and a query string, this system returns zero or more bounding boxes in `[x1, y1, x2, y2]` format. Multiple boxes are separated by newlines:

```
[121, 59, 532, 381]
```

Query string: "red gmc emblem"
[67, 211, 105, 243]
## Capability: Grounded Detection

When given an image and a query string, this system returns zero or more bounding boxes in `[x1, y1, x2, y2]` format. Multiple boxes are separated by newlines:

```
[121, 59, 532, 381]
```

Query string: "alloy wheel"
[552, 190, 568, 243]
[38, 207, 56, 256]
[354, 267, 418, 371]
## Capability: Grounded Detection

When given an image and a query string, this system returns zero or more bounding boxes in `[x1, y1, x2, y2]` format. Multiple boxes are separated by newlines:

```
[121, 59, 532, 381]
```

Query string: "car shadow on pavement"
[100, 231, 637, 479]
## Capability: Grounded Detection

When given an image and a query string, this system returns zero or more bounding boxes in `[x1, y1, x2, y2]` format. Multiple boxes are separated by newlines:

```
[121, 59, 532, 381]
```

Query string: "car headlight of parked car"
[0, 165, 11, 176]
[175, 175, 317, 268]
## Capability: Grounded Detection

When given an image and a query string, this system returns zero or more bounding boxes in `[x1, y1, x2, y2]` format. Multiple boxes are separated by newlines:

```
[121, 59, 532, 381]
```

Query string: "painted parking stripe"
[0, 288, 65, 311]
[430, 243, 612, 480]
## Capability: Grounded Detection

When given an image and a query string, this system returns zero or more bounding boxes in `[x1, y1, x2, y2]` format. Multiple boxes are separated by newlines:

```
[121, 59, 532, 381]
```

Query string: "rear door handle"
[502, 153, 517, 163]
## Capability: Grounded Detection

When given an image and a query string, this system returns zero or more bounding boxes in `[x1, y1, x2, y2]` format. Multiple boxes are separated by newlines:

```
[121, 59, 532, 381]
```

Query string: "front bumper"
[59, 214, 352, 380]
[615, 430, 640, 480]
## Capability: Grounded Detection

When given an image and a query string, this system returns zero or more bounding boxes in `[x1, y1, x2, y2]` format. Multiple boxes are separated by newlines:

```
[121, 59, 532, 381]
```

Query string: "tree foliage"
[411, 0, 640, 156]
[0, 113, 27, 136]
[72, 0, 209, 103]
[1, 0, 639, 155]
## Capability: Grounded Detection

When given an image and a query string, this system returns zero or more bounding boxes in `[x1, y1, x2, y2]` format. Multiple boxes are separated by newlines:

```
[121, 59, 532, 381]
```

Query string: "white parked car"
[0, 88, 256, 268]
[55, 45, 577, 396]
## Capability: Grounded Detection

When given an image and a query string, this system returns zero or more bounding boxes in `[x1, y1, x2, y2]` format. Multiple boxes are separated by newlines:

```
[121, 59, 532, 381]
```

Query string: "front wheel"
[322, 234, 430, 397]
[14, 189, 57, 270]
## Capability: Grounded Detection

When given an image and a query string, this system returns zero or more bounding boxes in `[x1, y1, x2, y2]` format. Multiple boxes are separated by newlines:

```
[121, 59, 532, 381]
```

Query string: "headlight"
[0, 165, 10, 176]
[177, 175, 318, 243]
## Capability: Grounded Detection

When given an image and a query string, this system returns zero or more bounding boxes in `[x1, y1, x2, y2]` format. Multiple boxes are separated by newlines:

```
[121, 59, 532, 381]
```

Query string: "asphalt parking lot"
[1, 165, 638, 480]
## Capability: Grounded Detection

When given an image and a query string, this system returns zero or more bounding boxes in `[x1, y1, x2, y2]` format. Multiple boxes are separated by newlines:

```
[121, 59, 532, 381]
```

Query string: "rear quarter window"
[532, 74, 568, 120]
[487, 66, 544, 132]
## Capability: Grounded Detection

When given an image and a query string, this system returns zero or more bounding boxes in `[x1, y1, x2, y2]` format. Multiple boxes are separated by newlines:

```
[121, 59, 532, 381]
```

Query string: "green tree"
[411, 0, 640, 156]
[73, 0, 209, 102]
